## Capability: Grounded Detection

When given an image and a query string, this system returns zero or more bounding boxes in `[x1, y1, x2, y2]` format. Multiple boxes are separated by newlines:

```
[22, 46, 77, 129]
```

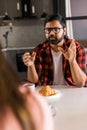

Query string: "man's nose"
[49, 29, 55, 34]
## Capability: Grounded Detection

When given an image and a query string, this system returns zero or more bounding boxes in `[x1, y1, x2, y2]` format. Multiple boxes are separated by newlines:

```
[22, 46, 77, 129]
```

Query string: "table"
[36, 85, 87, 130]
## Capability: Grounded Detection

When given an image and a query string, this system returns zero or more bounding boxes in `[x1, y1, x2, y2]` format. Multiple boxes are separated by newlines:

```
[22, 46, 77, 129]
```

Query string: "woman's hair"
[44, 14, 66, 28]
[0, 43, 34, 130]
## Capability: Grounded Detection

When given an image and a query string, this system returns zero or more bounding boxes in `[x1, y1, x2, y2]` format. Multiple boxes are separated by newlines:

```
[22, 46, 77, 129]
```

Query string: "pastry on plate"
[39, 85, 57, 96]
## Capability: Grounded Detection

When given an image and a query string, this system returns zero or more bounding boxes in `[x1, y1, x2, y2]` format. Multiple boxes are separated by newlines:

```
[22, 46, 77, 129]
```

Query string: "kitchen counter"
[2, 47, 87, 52]
[2, 47, 35, 51]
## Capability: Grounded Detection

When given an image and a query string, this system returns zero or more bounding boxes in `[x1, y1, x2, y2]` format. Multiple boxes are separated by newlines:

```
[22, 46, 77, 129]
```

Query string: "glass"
[44, 27, 63, 34]
[22, 82, 35, 92]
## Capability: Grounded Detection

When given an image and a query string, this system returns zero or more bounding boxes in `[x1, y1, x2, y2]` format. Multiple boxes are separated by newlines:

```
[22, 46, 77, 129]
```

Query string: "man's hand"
[58, 39, 76, 62]
[22, 52, 36, 67]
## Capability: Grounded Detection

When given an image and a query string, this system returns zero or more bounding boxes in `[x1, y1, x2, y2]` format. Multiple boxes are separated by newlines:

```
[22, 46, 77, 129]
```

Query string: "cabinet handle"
[24, 4, 27, 12]
[17, 2, 20, 11]
[32, 5, 35, 14]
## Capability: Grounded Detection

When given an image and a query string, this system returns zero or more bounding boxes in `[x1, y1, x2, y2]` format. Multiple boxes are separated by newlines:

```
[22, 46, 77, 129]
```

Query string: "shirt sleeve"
[76, 42, 86, 74]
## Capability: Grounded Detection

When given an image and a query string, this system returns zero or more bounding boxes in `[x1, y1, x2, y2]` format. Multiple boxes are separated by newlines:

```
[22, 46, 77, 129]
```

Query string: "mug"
[22, 82, 35, 92]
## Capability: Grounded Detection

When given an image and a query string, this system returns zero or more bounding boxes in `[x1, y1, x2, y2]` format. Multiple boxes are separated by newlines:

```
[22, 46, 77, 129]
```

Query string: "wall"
[0, 19, 45, 48]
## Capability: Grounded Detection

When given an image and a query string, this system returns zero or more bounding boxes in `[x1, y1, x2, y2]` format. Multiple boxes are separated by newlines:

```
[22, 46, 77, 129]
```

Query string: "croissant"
[39, 85, 57, 96]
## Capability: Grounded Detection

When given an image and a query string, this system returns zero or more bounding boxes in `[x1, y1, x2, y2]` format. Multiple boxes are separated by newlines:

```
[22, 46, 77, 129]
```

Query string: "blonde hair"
[0, 43, 34, 130]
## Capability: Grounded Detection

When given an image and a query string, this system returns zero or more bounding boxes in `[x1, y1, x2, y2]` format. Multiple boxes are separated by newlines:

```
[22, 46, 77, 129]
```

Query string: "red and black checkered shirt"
[32, 39, 87, 87]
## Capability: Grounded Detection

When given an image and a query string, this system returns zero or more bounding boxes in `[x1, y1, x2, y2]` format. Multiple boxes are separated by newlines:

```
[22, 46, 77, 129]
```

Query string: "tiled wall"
[0, 19, 45, 48]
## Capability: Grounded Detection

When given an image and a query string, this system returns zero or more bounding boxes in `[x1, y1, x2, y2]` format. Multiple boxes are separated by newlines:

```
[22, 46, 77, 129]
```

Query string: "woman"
[0, 43, 53, 130]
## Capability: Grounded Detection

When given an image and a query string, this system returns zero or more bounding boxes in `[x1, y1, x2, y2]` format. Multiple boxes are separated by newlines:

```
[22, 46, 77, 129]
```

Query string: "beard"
[47, 34, 65, 45]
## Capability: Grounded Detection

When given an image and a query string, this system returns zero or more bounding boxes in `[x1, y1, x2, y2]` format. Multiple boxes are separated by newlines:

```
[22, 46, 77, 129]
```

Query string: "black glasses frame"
[44, 27, 63, 34]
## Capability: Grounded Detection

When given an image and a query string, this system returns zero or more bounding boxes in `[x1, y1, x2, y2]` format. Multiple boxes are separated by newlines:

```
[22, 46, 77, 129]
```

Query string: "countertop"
[2, 47, 35, 51]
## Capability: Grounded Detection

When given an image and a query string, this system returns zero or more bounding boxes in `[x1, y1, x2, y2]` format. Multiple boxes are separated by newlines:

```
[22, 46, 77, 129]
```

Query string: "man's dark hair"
[44, 14, 66, 28]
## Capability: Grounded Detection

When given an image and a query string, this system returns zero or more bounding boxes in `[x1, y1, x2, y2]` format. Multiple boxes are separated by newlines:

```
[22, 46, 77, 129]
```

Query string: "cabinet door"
[21, 0, 54, 18]
[0, 0, 5, 16]
[0, 0, 22, 18]
[0, 0, 54, 19]
[21, 0, 31, 17]
[6, 0, 22, 18]
[30, 0, 54, 17]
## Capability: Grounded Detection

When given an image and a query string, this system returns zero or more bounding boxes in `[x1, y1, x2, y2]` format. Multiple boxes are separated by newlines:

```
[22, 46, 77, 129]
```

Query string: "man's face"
[44, 20, 66, 45]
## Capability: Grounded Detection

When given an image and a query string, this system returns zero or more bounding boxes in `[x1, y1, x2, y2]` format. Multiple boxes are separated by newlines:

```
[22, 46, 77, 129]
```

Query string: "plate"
[36, 87, 62, 103]
[43, 89, 62, 103]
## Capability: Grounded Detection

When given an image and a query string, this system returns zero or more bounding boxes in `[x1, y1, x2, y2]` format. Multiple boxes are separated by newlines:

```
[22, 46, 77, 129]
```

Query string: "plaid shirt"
[32, 39, 87, 87]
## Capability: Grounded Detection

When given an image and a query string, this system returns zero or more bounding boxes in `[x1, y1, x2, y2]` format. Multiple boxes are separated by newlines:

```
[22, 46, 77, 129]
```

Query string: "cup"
[22, 82, 35, 92]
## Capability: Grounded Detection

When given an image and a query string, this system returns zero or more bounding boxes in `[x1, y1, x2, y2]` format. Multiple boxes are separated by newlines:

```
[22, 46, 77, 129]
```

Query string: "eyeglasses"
[44, 27, 63, 34]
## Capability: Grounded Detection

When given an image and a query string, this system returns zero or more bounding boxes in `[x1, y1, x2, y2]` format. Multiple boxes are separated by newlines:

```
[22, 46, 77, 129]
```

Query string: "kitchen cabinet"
[0, 0, 54, 20]
[2, 47, 34, 80]
[19, 0, 54, 18]
[0, 0, 22, 19]
[0, 1, 5, 16]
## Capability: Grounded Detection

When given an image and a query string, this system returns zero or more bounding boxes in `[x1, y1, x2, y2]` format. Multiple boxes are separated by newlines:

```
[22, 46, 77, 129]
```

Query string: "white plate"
[36, 87, 62, 103]
[43, 90, 62, 103]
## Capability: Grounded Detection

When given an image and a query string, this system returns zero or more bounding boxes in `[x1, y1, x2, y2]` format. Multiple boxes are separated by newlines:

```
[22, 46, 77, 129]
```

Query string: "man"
[23, 14, 87, 87]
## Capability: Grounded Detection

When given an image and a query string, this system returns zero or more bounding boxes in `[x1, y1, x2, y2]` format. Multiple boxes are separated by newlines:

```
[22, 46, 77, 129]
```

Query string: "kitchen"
[0, 0, 87, 80]
[0, 1, 87, 130]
